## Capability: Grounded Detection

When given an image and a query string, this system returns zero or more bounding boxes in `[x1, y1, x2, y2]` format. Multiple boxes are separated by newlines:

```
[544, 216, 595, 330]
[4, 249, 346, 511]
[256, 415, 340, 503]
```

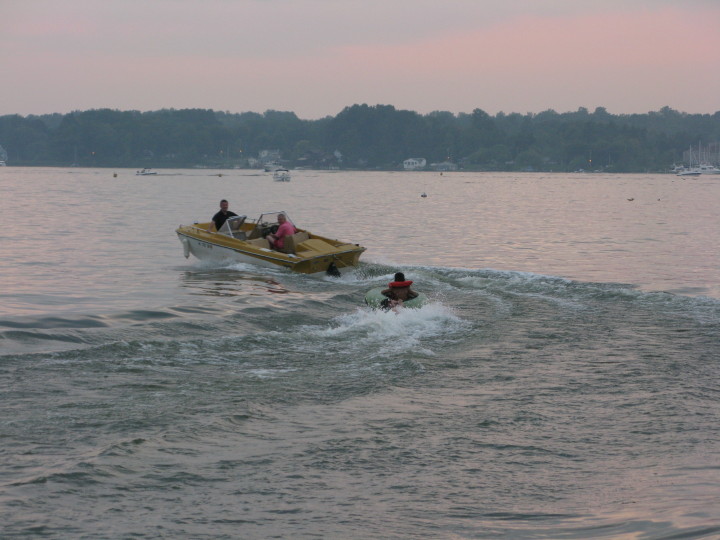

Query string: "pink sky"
[3, 0, 719, 118]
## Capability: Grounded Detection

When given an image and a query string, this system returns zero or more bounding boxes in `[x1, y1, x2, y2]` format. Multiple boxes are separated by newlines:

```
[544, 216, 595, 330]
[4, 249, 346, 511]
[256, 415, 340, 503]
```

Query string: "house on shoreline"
[403, 157, 426, 170]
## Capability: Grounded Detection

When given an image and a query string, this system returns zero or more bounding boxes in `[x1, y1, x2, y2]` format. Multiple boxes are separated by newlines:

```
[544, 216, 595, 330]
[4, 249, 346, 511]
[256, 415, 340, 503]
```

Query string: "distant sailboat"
[676, 143, 720, 176]
[676, 145, 701, 176]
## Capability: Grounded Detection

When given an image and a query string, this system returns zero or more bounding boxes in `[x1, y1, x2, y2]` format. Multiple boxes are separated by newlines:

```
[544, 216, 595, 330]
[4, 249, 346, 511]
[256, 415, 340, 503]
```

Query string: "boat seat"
[246, 238, 270, 249]
[280, 231, 310, 254]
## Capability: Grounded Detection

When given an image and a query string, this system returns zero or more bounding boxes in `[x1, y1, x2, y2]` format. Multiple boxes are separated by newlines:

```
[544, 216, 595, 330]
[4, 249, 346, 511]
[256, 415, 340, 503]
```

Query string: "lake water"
[1, 168, 719, 538]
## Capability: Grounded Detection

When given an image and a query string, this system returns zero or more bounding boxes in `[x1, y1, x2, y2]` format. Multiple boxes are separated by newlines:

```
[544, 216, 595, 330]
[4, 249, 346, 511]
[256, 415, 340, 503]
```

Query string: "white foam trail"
[303, 302, 470, 358]
[245, 368, 298, 379]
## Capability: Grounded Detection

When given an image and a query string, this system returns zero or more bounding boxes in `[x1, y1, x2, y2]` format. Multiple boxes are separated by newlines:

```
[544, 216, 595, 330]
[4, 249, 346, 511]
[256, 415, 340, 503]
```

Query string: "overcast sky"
[3, 0, 719, 118]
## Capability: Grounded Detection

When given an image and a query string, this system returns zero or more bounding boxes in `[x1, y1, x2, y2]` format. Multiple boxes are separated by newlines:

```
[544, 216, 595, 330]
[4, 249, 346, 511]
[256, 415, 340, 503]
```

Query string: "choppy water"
[1, 168, 719, 538]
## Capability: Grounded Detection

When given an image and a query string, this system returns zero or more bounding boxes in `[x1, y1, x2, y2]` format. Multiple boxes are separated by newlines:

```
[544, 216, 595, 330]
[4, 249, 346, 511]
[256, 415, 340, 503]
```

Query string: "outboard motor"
[326, 262, 341, 277]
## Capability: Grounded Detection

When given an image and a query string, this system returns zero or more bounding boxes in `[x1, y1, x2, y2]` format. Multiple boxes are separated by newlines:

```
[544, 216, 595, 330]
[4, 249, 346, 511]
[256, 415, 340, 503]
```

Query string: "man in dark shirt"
[209, 199, 238, 232]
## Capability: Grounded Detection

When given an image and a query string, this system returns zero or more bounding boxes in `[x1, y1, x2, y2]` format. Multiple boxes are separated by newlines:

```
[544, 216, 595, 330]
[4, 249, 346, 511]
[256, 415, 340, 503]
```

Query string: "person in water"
[209, 199, 238, 232]
[380, 272, 419, 309]
[265, 213, 297, 250]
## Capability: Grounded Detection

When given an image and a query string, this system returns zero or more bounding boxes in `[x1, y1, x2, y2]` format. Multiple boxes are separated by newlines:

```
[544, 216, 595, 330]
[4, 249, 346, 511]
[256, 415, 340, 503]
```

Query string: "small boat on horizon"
[273, 168, 291, 181]
[136, 168, 158, 176]
[695, 163, 720, 175]
[676, 168, 701, 177]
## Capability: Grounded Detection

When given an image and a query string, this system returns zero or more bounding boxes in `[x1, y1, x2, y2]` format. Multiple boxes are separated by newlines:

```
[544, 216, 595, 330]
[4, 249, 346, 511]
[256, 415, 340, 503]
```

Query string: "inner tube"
[389, 280, 413, 288]
[364, 287, 428, 309]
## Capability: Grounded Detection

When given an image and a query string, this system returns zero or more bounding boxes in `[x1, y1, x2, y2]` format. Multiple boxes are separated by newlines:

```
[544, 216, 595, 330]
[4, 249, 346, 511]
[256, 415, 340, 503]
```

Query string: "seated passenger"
[381, 272, 419, 303]
[265, 213, 297, 250]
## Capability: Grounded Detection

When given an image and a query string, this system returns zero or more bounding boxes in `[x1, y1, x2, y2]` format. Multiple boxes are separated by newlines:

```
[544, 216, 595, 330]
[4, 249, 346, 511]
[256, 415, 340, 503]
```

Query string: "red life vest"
[389, 280, 413, 288]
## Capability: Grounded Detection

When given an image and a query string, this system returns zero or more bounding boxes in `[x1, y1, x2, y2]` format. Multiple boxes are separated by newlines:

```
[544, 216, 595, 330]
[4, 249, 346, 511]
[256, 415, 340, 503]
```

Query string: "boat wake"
[3, 262, 718, 361]
[307, 301, 469, 359]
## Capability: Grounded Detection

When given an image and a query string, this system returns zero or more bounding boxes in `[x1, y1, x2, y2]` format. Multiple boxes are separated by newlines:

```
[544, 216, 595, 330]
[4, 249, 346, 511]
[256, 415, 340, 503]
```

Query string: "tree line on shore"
[0, 105, 718, 172]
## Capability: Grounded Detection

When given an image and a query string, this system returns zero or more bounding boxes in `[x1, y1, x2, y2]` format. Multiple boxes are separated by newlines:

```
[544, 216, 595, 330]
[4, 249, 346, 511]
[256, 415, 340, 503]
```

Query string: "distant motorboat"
[273, 168, 291, 182]
[0, 160, 6, 167]
[696, 164, 720, 175]
[676, 169, 701, 177]
[136, 168, 157, 176]
[670, 164, 685, 174]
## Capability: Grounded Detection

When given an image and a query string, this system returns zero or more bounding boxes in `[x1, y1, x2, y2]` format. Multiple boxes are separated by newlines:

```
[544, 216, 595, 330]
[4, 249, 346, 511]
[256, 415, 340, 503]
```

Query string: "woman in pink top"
[265, 213, 297, 250]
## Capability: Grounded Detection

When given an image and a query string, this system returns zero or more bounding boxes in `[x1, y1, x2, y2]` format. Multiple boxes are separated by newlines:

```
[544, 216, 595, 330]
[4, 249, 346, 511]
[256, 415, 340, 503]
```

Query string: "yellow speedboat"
[176, 211, 365, 276]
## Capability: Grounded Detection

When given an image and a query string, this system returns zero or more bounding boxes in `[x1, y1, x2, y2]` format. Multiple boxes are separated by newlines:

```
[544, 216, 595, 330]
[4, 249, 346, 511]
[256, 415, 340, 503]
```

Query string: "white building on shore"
[403, 157, 426, 170]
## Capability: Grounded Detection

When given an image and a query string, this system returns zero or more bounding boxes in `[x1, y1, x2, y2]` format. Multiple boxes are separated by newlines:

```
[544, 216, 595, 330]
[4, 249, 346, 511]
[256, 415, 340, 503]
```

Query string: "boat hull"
[176, 225, 364, 276]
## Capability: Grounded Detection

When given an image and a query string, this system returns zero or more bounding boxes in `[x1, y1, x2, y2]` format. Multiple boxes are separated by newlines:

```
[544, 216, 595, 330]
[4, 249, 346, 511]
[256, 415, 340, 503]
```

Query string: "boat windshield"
[218, 215, 247, 238]
[255, 212, 294, 228]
